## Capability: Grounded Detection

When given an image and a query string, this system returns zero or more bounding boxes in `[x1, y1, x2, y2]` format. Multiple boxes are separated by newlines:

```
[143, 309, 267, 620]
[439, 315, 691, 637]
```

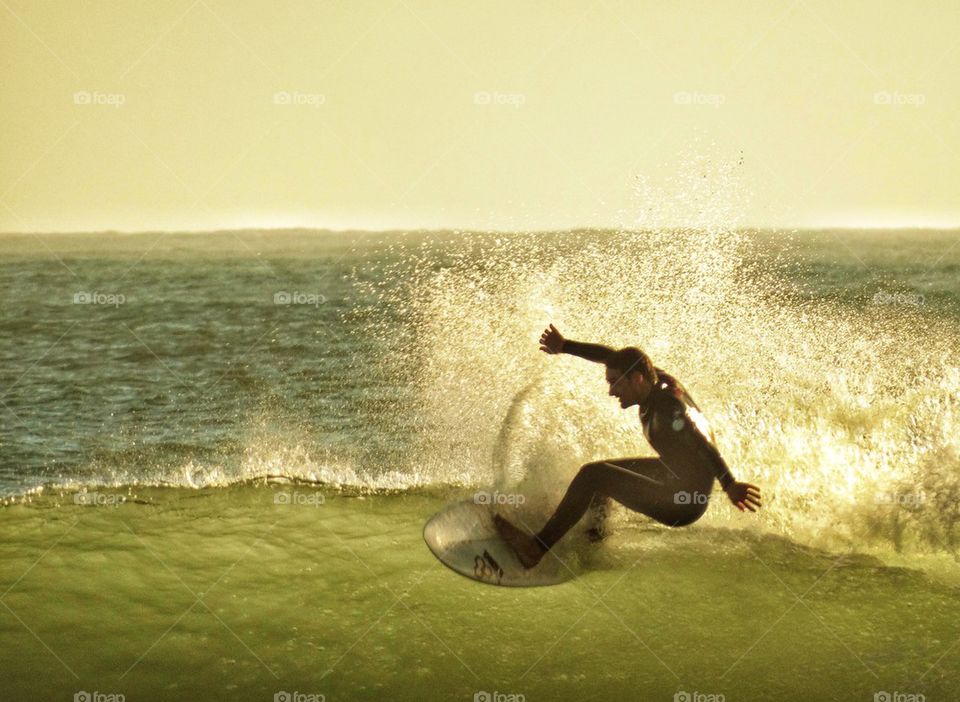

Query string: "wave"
[2, 449, 466, 507]
[351, 149, 960, 561]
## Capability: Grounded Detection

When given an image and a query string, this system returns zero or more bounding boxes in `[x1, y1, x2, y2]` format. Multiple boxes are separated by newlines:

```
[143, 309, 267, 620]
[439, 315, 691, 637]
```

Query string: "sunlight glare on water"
[359, 146, 960, 560]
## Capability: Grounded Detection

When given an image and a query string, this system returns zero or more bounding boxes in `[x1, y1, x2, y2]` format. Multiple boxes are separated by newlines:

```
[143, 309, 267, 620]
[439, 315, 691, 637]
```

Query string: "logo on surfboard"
[473, 549, 505, 584]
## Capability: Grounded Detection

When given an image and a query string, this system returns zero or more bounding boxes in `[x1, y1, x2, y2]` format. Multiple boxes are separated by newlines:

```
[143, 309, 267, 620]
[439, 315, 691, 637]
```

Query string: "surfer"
[494, 324, 762, 568]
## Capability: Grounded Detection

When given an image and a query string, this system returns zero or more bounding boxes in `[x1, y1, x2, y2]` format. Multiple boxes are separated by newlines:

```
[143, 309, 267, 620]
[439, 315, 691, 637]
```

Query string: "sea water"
[1, 224, 959, 701]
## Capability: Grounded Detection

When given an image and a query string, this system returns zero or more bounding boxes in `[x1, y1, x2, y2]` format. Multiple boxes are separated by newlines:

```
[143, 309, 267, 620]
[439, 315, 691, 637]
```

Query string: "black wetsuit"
[533, 340, 736, 549]
[640, 371, 736, 491]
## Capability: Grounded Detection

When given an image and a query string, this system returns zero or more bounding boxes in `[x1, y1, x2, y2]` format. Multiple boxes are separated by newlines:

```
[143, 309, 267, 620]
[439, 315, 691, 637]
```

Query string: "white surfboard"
[423, 500, 576, 587]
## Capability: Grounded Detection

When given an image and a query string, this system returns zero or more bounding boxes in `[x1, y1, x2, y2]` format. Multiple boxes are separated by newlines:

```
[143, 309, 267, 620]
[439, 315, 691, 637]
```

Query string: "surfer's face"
[605, 368, 652, 409]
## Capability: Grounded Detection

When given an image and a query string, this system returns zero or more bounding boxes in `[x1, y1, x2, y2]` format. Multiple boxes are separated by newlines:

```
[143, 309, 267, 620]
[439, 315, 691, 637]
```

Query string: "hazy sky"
[1, 0, 957, 232]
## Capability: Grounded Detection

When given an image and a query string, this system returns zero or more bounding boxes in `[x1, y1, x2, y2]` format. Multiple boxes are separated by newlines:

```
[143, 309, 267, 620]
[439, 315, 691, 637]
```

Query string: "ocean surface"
[2, 226, 959, 701]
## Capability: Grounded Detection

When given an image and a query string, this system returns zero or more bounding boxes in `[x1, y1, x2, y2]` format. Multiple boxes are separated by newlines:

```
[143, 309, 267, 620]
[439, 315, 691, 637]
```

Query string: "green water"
[2, 486, 958, 701]
[3, 226, 960, 699]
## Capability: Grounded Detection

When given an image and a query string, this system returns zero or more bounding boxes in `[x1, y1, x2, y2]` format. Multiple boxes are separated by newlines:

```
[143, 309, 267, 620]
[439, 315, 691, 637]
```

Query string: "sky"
[1, 0, 958, 233]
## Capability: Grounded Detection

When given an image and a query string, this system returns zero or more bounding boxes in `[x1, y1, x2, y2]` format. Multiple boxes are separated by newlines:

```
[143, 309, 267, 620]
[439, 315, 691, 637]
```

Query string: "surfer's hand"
[725, 481, 762, 512]
[539, 324, 565, 354]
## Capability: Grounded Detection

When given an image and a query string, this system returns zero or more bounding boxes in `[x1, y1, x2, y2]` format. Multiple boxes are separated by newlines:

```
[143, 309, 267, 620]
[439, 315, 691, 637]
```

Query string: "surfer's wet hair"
[606, 347, 658, 385]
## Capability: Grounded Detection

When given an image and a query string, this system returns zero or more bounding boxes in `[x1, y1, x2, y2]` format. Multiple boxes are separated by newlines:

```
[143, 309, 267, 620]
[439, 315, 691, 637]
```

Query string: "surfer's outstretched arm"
[541, 325, 679, 394]
[539, 324, 613, 362]
[562, 339, 615, 363]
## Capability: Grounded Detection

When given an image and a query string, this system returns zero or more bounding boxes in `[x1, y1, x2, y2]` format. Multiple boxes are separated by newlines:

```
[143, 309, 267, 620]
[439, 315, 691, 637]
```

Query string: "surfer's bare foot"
[584, 526, 608, 543]
[493, 514, 547, 568]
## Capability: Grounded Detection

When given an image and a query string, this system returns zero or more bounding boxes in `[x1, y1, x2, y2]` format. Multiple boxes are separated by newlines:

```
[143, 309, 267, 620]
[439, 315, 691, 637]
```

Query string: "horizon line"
[1, 224, 958, 237]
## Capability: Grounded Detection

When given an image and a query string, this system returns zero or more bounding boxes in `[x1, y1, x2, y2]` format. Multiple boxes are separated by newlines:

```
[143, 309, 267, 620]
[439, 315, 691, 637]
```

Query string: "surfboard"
[422, 500, 576, 587]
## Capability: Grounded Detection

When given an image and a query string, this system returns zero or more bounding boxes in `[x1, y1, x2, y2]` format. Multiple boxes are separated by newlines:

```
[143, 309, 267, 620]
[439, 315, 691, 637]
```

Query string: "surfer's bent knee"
[576, 461, 606, 484]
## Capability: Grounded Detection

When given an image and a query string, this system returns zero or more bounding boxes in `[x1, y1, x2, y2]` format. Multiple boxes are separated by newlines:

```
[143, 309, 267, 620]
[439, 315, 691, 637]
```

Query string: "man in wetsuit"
[494, 324, 762, 568]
